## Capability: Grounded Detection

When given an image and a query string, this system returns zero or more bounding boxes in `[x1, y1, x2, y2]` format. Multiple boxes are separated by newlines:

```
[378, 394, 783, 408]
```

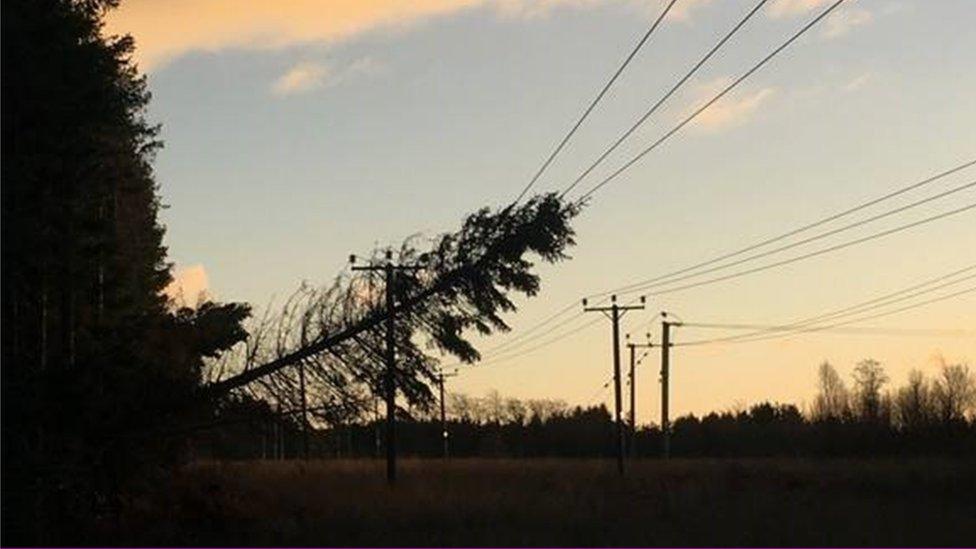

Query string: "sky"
[105, 0, 976, 423]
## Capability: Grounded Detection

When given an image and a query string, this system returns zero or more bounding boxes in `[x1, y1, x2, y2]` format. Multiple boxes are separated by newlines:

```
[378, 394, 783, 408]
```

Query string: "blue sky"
[108, 0, 976, 420]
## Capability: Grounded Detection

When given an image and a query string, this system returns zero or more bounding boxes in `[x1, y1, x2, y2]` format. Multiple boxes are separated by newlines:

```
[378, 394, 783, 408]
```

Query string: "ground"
[106, 458, 976, 546]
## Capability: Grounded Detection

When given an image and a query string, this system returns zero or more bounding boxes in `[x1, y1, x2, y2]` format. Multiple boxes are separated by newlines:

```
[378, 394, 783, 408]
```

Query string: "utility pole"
[438, 368, 458, 459]
[299, 360, 309, 460]
[351, 251, 423, 485]
[583, 294, 645, 475]
[374, 398, 381, 459]
[660, 313, 681, 459]
[625, 332, 653, 458]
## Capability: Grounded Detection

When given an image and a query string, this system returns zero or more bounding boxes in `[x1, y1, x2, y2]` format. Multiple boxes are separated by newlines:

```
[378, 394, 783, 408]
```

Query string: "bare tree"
[895, 369, 935, 430]
[852, 359, 889, 423]
[812, 361, 850, 421]
[932, 361, 975, 424]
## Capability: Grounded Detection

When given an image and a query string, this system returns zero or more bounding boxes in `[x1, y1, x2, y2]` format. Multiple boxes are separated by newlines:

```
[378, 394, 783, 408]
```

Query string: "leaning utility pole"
[583, 294, 645, 475]
[660, 313, 681, 459]
[351, 251, 422, 485]
[438, 368, 458, 459]
[625, 332, 653, 458]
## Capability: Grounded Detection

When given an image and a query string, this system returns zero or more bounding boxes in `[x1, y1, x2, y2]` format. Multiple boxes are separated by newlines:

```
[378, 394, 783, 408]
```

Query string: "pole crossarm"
[582, 294, 646, 474]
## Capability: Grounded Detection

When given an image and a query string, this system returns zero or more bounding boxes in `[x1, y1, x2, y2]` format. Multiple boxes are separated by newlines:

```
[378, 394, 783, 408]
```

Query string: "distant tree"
[895, 369, 935, 430]
[852, 359, 889, 423]
[932, 362, 975, 424]
[812, 361, 850, 421]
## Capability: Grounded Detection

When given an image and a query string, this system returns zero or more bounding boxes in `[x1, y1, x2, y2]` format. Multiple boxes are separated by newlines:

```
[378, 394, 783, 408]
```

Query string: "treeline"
[196, 359, 976, 460]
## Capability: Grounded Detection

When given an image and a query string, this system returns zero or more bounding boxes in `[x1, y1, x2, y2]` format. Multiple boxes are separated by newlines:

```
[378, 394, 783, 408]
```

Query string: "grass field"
[107, 458, 976, 546]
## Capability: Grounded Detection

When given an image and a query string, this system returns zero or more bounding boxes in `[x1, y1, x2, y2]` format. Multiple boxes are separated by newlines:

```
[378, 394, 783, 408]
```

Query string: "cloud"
[822, 6, 873, 38]
[841, 71, 873, 93]
[766, 0, 835, 19]
[271, 57, 387, 96]
[495, 0, 603, 19]
[106, 0, 619, 71]
[272, 61, 329, 95]
[164, 264, 210, 308]
[691, 78, 776, 132]
[104, 0, 488, 71]
[669, 0, 716, 22]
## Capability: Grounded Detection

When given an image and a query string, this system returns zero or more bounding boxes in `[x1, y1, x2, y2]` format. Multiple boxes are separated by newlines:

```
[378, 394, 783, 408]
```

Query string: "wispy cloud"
[691, 78, 776, 132]
[841, 71, 874, 93]
[271, 57, 387, 96]
[669, 0, 716, 22]
[496, 0, 603, 19]
[822, 6, 873, 39]
[164, 264, 210, 308]
[766, 0, 835, 19]
[272, 61, 329, 96]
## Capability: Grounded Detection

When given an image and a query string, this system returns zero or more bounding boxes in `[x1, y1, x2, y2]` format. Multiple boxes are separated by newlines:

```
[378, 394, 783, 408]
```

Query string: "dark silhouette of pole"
[660, 312, 681, 459]
[438, 369, 458, 458]
[626, 332, 653, 458]
[374, 398, 381, 459]
[384, 261, 395, 482]
[583, 294, 645, 474]
[299, 360, 309, 459]
[629, 342, 635, 455]
[352, 251, 424, 485]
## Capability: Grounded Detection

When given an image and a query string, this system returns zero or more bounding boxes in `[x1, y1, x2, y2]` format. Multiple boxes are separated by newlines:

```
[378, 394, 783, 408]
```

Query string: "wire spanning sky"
[107, 0, 976, 422]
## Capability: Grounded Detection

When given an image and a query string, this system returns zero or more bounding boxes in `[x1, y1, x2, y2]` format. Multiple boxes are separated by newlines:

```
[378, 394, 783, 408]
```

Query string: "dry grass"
[109, 458, 976, 546]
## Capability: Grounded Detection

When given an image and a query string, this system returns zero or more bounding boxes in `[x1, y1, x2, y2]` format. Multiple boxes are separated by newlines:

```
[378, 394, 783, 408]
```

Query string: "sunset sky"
[107, 0, 976, 423]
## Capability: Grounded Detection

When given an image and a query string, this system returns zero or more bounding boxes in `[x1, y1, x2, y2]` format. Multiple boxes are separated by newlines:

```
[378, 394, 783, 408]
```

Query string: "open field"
[103, 458, 976, 546]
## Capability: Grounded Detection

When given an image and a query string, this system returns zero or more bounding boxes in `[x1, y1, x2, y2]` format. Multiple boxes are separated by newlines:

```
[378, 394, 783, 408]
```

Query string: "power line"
[572, 0, 848, 203]
[513, 0, 681, 204]
[595, 160, 976, 298]
[468, 316, 604, 368]
[585, 377, 614, 407]
[679, 264, 976, 346]
[479, 199, 971, 370]
[683, 324, 973, 337]
[610, 179, 976, 294]
[472, 310, 591, 362]
[560, 0, 770, 199]
[479, 301, 582, 355]
[626, 202, 976, 297]
[680, 285, 976, 347]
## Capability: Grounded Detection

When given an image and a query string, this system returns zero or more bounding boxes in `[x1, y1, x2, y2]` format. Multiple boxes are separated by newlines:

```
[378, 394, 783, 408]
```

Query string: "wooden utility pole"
[660, 313, 681, 459]
[625, 332, 653, 458]
[583, 294, 645, 475]
[351, 251, 423, 485]
[298, 360, 309, 459]
[438, 369, 458, 459]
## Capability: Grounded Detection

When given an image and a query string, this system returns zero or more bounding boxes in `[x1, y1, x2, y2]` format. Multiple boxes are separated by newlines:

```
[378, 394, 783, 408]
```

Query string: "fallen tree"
[202, 194, 581, 421]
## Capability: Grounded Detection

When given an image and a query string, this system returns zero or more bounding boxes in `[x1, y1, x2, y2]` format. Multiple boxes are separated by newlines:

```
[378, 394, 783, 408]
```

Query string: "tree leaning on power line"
[204, 194, 581, 422]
